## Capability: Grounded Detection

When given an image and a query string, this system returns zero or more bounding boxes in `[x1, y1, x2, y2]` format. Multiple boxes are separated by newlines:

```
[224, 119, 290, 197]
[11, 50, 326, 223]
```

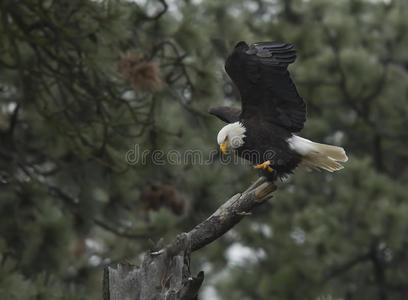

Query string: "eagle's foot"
[253, 161, 274, 173]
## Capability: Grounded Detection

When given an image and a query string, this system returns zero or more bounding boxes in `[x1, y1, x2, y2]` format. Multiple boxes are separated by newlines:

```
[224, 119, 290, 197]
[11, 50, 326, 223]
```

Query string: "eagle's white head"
[217, 122, 246, 154]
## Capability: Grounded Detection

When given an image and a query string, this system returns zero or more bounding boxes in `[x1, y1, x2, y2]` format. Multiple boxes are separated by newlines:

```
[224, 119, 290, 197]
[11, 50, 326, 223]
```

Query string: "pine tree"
[1, 0, 408, 299]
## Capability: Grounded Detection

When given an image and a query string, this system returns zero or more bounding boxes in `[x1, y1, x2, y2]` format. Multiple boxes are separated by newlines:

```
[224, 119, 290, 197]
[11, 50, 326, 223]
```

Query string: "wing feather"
[208, 106, 241, 123]
[225, 41, 306, 132]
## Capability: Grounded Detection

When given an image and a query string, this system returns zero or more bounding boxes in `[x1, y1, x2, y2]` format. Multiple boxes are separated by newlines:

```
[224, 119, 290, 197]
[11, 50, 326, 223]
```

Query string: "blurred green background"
[1, 0, 408, 299]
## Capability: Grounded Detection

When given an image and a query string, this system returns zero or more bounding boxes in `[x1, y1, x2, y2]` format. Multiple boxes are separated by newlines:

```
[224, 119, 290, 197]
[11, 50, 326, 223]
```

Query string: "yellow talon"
[267, 166, 274, 173]
[253, 160, 271, 170]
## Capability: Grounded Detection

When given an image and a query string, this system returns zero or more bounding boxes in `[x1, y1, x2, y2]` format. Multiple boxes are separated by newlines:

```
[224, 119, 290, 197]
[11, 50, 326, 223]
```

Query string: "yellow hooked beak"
[220, 141, 228, 154]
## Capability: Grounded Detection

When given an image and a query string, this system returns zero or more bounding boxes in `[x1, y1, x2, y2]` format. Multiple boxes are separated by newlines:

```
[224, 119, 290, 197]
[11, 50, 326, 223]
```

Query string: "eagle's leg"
[253, 161, 274, 173]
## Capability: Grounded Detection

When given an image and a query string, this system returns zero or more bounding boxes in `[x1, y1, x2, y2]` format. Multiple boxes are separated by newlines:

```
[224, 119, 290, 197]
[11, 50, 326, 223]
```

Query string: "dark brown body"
[236, 118, 302, 177]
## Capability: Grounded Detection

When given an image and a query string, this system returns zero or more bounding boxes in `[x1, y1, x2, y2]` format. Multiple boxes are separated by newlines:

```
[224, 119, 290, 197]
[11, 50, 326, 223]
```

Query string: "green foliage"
[1, 0, 408, 299]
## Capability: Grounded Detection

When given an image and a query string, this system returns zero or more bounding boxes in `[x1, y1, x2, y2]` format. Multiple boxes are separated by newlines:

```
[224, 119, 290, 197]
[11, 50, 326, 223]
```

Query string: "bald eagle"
[210, 41, 348, 179]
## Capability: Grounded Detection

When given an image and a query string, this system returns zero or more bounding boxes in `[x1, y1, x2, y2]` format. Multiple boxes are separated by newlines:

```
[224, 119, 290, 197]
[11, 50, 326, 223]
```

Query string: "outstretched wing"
[208, 106, 241, 123]
[225, 41, 306, 132]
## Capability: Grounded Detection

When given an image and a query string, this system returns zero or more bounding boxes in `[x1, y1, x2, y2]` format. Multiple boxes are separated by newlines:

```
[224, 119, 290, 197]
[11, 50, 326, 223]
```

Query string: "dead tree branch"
[103, 177, 276, 300]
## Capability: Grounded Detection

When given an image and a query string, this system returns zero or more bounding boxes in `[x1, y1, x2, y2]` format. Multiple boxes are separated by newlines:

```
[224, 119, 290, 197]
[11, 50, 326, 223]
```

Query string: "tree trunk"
[103, 177, 276, 300]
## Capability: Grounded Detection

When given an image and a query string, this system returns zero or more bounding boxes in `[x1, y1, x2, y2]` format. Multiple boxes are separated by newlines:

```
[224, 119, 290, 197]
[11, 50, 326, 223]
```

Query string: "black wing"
[225, 41, 306, 132]
[208, 106, 241, 123]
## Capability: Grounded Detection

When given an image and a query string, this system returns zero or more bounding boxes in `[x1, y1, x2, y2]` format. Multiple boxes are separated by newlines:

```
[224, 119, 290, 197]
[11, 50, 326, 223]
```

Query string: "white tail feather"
[287, 135, 348, 172]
